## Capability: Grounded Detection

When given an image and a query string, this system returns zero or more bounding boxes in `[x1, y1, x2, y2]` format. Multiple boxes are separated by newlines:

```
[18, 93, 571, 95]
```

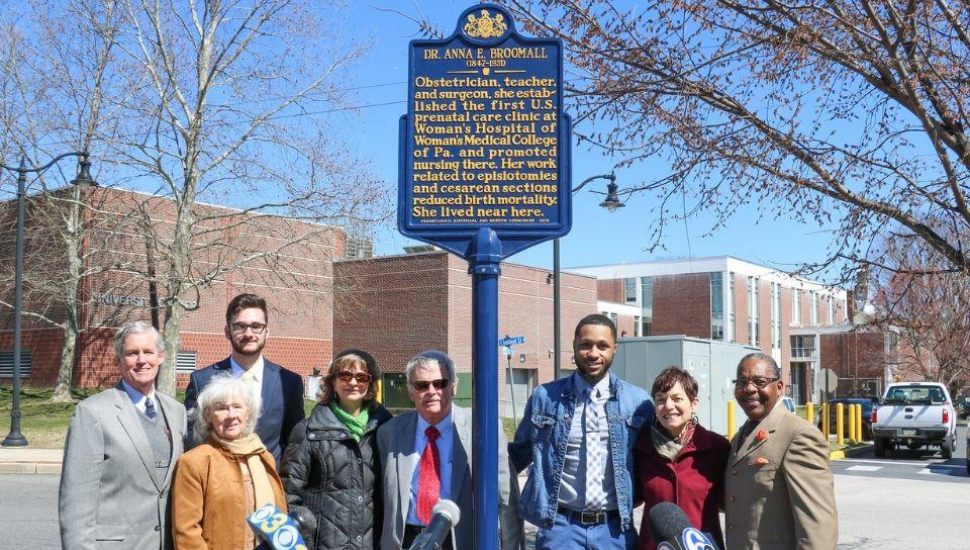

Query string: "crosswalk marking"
[845, 465, 881, 472]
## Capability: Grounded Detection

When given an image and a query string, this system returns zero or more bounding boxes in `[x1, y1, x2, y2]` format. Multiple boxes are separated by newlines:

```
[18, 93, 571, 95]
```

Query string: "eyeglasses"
[733, 377, 780, 389]
[334, 371, 372, 384]
[411, 379, 450, 392]
[230, 322, 267, 334]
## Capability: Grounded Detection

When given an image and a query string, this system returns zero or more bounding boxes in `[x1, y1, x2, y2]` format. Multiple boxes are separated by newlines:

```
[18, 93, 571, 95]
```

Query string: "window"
[791, 288, 801, 325]
[790, 335, 816, 358]
[827, 297, 835, 325]
[634, 316, 641, 337]
[710, 272, 724, 340]
[625, 278, 637, 303]
[728, 272, 736, 341]
[771, 282, 781, 349]
[641, 277, 653, 336]
[810, 291, 819, 325]
[747, 276, 760, 346]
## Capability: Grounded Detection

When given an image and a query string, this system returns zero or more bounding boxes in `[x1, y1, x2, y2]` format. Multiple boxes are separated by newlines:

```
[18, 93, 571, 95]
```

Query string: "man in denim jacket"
[510, 314, 654, 549]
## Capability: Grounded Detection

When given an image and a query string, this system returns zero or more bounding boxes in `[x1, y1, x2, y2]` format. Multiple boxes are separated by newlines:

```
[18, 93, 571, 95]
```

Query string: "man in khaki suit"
[724, 353, 838, 549]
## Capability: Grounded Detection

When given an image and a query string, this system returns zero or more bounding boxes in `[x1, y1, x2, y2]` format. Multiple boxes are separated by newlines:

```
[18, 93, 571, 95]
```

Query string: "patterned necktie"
[416, 425, 442, 524]
[585, 388, 607, 511]
[145, 397, 158, 419]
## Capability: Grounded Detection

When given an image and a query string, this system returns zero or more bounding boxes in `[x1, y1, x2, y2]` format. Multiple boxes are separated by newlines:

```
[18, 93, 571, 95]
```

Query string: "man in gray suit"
[59, 321, 187, 550]
[377, 350, 523, 550]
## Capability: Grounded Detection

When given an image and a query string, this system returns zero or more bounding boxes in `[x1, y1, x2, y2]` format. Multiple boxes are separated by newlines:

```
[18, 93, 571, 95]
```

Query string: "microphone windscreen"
[289, 505, 317, 537]
[648, 501, 692, 544]
[431, 499, 461, 526]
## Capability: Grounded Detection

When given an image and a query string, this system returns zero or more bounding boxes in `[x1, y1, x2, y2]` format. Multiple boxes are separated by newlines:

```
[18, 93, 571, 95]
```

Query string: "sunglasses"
[411, 379, 450, 392]
[334, 371, 372, 384]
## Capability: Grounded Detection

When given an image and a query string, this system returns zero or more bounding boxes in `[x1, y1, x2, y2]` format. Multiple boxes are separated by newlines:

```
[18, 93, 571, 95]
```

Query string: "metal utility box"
[611, 335, 759, 435]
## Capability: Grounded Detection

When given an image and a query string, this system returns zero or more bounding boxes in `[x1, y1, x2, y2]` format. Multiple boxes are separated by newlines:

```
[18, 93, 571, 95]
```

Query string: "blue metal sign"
[398, 3, 570, 259]
[397, 6, 568, 549]
[498, 335, 525, 346]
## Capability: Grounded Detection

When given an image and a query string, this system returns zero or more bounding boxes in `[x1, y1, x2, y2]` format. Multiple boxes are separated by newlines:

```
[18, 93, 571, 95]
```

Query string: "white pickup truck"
[871, 382, 957, 458]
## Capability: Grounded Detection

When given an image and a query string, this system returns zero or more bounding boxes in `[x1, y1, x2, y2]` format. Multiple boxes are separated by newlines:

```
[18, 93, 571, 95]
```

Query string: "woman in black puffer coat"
[281, 349, 392, 550]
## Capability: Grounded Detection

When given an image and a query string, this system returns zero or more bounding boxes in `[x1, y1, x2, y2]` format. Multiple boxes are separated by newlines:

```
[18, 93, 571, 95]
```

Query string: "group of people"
[58, 293, 838, 550]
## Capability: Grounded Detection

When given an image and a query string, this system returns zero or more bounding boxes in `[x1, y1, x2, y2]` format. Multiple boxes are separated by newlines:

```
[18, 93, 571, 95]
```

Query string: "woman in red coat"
[634, 367, 731, 550]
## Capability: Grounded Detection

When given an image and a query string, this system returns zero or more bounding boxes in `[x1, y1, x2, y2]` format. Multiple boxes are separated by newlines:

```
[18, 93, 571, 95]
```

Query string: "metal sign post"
[399, 5, 567, 548]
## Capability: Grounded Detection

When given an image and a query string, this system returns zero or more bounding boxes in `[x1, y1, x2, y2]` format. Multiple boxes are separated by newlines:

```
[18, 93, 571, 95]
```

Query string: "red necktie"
[416, 425, 441, 524]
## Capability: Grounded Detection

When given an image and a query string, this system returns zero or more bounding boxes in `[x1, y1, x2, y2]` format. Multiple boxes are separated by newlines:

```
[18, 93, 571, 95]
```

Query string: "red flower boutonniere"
[752, 456, 770, 466]
[755, 429, 768, 442]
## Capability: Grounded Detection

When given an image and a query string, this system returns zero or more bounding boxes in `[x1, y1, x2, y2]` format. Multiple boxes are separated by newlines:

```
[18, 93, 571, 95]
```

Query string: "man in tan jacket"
[724, 353, 838, 549]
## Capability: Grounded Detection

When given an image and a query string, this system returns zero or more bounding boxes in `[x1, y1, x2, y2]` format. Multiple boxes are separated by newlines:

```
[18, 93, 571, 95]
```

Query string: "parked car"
[815, 397, 877, 441]
[782, 396, 796, 413]
[872, 382, 957, 459]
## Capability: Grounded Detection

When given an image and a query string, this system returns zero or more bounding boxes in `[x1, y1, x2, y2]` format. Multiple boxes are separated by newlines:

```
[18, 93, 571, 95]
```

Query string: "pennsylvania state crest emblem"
[463, 9, 508, 38]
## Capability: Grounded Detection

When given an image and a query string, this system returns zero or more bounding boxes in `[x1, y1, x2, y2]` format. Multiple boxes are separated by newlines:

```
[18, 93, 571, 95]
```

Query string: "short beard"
[231, 338, 264, 358]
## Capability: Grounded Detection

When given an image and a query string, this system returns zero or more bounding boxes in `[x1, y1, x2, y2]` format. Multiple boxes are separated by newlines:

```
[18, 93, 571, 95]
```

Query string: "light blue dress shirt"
[557, 373, 617, 511]
[120, 379, 156, 418]
[407, 409, 455, 526]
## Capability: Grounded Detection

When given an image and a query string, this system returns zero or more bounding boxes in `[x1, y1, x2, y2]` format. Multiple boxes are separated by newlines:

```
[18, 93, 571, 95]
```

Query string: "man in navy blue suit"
[184, 293, 305, 465]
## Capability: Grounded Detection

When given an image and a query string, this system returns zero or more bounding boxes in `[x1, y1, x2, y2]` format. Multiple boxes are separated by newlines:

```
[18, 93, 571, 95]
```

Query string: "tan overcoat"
[724, 403, 838, 549]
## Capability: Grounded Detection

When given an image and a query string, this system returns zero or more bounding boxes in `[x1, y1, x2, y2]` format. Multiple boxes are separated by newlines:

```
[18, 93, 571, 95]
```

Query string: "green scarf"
[330, 402, 369, 442]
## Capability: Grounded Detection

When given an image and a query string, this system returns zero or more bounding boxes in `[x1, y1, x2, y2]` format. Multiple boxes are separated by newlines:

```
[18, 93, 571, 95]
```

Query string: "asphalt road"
[6, 427, 967, 550]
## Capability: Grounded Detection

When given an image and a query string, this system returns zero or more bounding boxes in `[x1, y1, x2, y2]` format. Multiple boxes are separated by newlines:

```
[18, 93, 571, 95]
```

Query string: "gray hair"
[113, 321, 165, 364]
[192, 375, 261, 443]
[405, 350, 456, 384]
[737, 352, 782, 378]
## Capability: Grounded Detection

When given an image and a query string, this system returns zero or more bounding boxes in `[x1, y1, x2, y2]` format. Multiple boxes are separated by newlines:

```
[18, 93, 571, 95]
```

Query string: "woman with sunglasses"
[281, 349, 392, 549]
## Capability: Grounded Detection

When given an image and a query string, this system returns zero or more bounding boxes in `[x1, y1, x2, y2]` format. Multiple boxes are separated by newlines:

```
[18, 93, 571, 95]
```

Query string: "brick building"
[332, 250, 598, 414]
[571, 257, 864, 403]
[0, 186, 342, 389]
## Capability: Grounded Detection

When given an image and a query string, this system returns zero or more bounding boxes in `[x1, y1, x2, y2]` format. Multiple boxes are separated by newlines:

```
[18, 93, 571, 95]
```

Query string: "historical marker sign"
[399, 3, 570, 259]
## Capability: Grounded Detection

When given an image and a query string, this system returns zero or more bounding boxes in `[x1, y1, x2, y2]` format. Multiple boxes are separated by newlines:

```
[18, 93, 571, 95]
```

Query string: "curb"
[830, 443, 872, 460]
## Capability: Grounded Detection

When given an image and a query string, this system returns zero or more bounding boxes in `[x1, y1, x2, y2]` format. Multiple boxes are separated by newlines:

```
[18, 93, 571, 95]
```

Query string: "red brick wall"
[598, 279, 624, 303]
[1, 187, 340, 389]
[333, 252, 598, 386]
[820, 331, 888, 381]
[652, 273, 711, 339]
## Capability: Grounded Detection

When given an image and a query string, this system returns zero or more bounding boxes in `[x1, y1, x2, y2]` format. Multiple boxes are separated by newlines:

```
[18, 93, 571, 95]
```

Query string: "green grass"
[0, 386, 97, 448]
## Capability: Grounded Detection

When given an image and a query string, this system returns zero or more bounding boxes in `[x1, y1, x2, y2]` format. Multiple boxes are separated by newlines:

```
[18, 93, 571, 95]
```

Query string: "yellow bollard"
[376, 379, 383, 403]
[855, 404, 865, 441]
[821, 402, 830, 439]
[806, 402, 815, 426]
[849, 404, 859, 442]
[727, 401, 736, 439]
[836, 403, 845, 445]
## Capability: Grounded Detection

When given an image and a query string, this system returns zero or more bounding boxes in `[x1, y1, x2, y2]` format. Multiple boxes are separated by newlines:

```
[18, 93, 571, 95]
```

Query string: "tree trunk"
[158, 303, 183, 396]
[50, 326, 77, 402]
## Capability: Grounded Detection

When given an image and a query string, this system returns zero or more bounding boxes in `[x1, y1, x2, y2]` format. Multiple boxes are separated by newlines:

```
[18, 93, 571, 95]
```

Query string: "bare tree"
[2, 0, 388, 397]
[97, 0, 387, 394]
[0, 0, 127, 402]
[868, 233, 970, 397]
[505, 1, 970, 278]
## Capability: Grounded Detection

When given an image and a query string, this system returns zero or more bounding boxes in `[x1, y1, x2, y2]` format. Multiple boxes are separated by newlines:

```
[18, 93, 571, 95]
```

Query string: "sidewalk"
[0, 444, 867, 476]
[0, 447, 63, 475]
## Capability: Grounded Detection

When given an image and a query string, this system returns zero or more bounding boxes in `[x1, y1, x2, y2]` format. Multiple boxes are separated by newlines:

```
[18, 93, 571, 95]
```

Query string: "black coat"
[281, 402, 392, 550]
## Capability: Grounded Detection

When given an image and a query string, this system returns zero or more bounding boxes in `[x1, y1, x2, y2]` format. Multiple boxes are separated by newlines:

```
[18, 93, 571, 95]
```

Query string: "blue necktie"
[145, 397, 158, 419]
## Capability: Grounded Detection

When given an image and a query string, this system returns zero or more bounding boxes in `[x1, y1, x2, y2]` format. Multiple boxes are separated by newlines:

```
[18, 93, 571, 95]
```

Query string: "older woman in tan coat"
[172, 375, 287, 550]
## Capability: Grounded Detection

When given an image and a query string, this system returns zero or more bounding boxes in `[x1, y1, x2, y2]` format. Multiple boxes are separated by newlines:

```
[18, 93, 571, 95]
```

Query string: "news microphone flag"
[247, 504, 308, 550]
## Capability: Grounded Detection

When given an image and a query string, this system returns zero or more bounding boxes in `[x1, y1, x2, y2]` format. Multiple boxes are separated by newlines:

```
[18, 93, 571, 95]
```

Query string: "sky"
[325, 2, 838, 275]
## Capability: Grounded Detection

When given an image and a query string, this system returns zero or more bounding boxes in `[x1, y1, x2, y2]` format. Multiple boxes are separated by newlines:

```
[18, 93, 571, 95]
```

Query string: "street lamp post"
[1, 151, 97, 447]
[552, 173, 625, 379]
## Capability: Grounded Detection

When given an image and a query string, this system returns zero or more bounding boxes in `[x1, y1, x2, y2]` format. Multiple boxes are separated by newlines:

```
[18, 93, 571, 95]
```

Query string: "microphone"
[409, 499, 461, 550]
[288, 505, 317, 542]
[247, 504, 309, 550]
[648, 502, 719, 550]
